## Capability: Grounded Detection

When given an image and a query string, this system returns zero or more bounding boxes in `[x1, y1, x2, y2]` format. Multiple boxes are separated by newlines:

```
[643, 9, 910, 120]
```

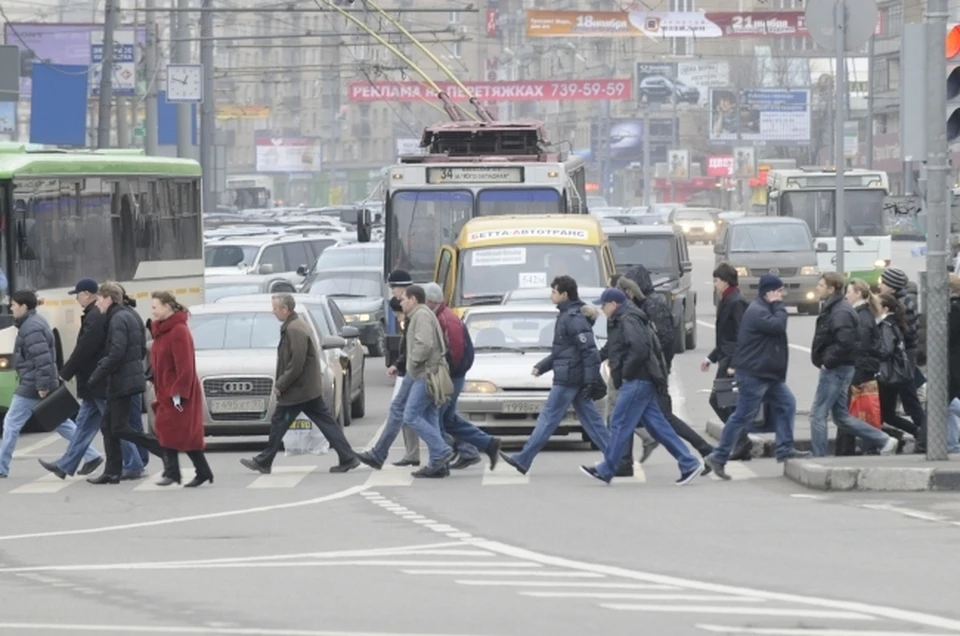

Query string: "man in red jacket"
[423, 283, 501, 470]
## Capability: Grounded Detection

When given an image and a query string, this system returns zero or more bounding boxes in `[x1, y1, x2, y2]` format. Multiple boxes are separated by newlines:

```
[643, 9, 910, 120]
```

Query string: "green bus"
[0, 144, 204, 418]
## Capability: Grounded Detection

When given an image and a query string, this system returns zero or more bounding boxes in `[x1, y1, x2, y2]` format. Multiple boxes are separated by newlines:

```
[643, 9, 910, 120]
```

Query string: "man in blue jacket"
[704, 275, 811, 480]
[500, 276, 611, 475]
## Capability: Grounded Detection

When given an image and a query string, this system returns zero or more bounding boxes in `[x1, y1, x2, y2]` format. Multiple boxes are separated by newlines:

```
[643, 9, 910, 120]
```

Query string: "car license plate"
[502, 402, 541, 414]
[209, 398, 267, 414]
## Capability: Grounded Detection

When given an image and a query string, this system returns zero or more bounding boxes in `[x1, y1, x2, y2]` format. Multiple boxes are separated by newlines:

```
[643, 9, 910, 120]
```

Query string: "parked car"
[302, 266, 387, 356]
[204, 234, 341, 281]
[203, 274, 297, 303]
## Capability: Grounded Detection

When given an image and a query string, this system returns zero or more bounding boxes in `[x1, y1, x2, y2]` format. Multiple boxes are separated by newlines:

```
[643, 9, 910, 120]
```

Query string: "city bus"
[226, 174, 273, 210]
[0, 146, 204, 416]
[766, 168, 891, 282]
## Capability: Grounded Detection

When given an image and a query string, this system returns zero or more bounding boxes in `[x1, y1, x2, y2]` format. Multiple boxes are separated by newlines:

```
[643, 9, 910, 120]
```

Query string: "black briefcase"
[30, 384, 80, 432]
[712, 378, 740, 409]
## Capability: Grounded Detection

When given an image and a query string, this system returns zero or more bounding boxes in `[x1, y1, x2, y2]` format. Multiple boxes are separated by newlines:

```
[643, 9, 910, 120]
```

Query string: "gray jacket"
[14, 310, 59, 398]
[404, 303, 445, 380]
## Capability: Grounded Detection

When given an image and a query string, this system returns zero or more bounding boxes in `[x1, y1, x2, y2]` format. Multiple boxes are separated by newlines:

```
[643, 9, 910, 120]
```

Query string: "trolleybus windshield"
[780, 190, 886, 237]
[476, 188, 563, 216]
[389, 190, 472, 282]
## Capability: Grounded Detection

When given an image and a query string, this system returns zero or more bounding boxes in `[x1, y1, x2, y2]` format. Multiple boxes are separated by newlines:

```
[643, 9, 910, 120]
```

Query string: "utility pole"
[96, 0, 116, 148]
[642, 108, 652, 206]
[866, 34, 875, 169]
[200, 0, 215, 210]
[833, 0, 847, 276]
[144, 0, 158, 154]
[924, 0, 950, 460]
[175, 0, 192, 158]
[114, 4, 129, 148]
[600, 99, 611, 204]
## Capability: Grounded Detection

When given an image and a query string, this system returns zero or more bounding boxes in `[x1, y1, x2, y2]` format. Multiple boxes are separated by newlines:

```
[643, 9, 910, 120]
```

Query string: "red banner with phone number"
[347, 79, 632, 103]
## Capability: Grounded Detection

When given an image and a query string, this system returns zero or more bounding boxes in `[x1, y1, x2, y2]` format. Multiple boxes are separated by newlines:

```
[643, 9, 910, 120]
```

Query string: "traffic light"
[947, 24, 960, 141]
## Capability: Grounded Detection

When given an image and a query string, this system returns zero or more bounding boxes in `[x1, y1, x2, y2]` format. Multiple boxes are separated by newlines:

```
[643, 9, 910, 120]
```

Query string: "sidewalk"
[783, 454, 960, 492]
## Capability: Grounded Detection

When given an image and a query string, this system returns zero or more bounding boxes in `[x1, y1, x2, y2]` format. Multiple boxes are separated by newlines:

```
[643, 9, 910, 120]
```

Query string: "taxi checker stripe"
[221, 382, 254, 393]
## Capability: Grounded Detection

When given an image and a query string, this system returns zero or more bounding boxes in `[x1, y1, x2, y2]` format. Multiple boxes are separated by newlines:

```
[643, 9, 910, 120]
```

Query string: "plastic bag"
[849, 381, 882, 430]
[282, 414, 330, 456]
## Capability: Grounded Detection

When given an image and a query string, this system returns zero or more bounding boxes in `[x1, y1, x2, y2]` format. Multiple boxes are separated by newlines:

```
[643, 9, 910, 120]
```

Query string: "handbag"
[29, 384, 80, 432]
[878, 341, 911, 387]
[849, 380, 882, 429]
[712, 377, 740, 409]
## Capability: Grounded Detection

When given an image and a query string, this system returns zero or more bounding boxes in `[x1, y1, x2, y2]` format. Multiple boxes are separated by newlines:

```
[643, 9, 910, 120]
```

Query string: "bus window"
[389, 190, 472, 282]
[781, 190, 887, 237]
[476, 189, 562, 216]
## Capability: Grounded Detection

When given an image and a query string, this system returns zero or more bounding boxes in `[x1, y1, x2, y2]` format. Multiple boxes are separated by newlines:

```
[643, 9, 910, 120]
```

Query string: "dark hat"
[387, 269, 413, 287]
[68, 278, 98, 295]
[758, 274, 784, 297]
[881, 267, 908, 291]
[593, 288, 627, 305]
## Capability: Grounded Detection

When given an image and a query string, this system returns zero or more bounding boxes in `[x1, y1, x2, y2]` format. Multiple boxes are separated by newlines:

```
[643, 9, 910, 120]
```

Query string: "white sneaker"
[880, 436, 898, 456]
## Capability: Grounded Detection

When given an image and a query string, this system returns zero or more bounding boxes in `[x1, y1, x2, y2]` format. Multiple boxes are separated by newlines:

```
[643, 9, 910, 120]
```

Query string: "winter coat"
[619, 267, 675, 367]
[708, 286, 748, 370]
[404, 303, 446, 380]
[88, 303, 147, 400]
[894, 286, 920, 352]
[877, 314, 908, 386]
[13, 310, 59, 398]
[605, 302, 662, 390]
[731, 297, 789, 382]
[59, 303, 108, 400]
[275, 311, 323, 406]
[432, 301, 464, 374]
[851, 301, 881, 386]
[949, 296, 960, 401]
[534, 299, 602, 388]
[811, 292, 859, 370]
[149, 311, 205, 451]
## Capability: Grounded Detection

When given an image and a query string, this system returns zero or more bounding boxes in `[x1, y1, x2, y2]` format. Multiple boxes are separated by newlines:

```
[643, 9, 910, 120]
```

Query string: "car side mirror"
[816, 242, 828, 252]
[340, 326, 360, 339]
[258, 263, 274, 274]
[296, 264, 308, 276]
[713, 244, 723, 254]
[321, 335, 347, 350]
[681, 260, 693, 273]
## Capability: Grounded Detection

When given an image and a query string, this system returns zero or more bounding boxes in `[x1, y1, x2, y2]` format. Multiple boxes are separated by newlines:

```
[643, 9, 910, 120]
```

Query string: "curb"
[705, 416, 821, 459]
[783, 459, 960, 491]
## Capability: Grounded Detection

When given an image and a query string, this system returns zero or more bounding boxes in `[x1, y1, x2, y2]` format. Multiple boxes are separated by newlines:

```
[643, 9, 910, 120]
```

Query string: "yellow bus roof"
[457, 214, 605, 246]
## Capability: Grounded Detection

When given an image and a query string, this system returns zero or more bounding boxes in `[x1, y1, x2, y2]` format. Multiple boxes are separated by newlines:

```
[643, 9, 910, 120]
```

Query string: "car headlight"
[874, 259, 890, 268]
[705, 222, 716, 233]
[681, 225, 690, 232]
[0, 355, 10, 370]
[735, 266, 749, 276]
[346, 313, 370, 322]
[799, 266, 818, 276]
[463, 380, 498, 394]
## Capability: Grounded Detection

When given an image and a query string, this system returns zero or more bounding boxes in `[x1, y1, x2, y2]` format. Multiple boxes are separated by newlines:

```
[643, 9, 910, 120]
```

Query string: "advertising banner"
[676, 61, 730, 106]
[90, 30, 136, 96]
[733, 147, 756, 178]
[348, 79, 632, 102]
[706, 155, 734, 177]
[526, 10, 807, 39]
[590, 117, 676, 164]
[217, 105, 270, 120]
[255, 136, 322, 174]
[709, 88, 811, 143]
[668, 150, 689, 180]
[3, 23, 147, 97]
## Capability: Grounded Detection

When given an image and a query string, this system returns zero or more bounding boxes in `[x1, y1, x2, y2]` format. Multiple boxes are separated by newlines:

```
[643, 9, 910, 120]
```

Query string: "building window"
[887, 57, 900, 91]
[881, 3, 903, 39]
[451, 40, 462, 59]
[872, 57, 889, 92]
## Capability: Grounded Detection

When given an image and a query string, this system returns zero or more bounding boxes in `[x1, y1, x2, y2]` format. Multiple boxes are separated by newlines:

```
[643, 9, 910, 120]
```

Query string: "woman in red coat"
[150, 292, 213, 488]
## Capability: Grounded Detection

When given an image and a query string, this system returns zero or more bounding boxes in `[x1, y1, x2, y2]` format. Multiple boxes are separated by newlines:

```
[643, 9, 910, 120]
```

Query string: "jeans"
[598, 380, 700, 481]
[710, 373, 797, 464]
[402, 377, 451, 466]
[58, 398, 106, 475]
[0, 393, 101, 476]
[510, 384, 610, 473]
[440, 376, 491, 456]
[369, 375, 414, 465]
[948, 398, 960, 453]
[809, 366, 890, 457]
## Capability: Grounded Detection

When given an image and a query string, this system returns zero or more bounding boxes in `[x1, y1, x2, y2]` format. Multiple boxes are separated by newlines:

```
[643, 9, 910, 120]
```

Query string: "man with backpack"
[423, 283, 502, 470]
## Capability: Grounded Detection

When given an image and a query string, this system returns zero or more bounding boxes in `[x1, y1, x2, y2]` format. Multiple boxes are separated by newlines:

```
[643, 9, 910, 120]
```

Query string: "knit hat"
[387, 269, 413, 287]
[881, 267, 908, 291]
[757, 274, 784, 297]
[423, 282, 444, 303]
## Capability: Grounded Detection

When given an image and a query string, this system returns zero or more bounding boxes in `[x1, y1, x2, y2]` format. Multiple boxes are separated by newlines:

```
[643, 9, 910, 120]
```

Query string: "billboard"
[589, 117, 676, 165]
[526, 10, 807, 39]
[3, 23, 147, 97]
[90, 30, 136, 96]
[706, 155, 734, 177]
[676, 61, 730, 106]
[708, 88, 811, 143]
[667, 150, 689, 180]
[733, 147, 756, 178]
[348, 79, 632, 103]
[255, 136, 322, 174]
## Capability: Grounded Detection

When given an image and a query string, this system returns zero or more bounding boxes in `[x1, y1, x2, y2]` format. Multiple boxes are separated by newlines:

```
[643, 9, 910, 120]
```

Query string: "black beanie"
[387, 269, 413, 287]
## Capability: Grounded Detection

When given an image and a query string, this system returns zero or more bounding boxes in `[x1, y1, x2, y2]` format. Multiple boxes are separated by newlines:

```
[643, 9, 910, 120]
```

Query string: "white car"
[458, 305, 610, 441]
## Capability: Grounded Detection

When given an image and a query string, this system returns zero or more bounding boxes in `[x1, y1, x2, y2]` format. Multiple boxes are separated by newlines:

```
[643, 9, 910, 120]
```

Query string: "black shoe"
[184, 474, 213, 488]
[87, 473, 120, 485]
[614, 462, 634, 478]
[356, 451, 383, 470]
[392, 458, 420, 467]
[700, 463, 713, 477]
[412, 464, 449, 478]
[485, 437, 502, 470]
[330, 457, 361, 473]
[240, 457, 270, 474]
[498, 451, 528, 475]
[450, 455, 481, 470]
[676, 462, 703, 486]
[38, 459, 66, 480]
[729, 438, 754, 461]
[579, 465, 611, 484]
[436, 448, 456, 467]
[77, 456, 104, 476]
[156, 476, 180, 487]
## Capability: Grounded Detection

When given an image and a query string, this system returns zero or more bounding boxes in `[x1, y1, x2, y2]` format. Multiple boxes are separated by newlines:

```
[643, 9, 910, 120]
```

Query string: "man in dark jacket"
[241, 293, 360, 475]
[500, 276, 610, 475]
[704, 275, 810, 480]
[809, 273, 896, 457]
[86, 282, 167, 484]
[0, 291, 103, 478]
[581, 288, 703, 485]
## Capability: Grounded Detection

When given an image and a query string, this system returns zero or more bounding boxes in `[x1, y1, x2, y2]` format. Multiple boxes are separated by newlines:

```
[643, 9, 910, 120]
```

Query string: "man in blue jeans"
[500, 276, 611, 476]
[0, 290, 102, 477]
[809, 272, 897, 457]
[582, 288, 703, 485]
[704, 275, 811, 480]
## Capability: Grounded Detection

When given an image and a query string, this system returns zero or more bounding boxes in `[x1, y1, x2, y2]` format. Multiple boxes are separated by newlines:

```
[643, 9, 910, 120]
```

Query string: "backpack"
[447, 320, 475, 378]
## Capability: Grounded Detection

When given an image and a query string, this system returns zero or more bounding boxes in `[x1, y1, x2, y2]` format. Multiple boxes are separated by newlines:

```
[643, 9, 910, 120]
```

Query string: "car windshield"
[465, 311, 606, 350]
[205, 244, 259, 267]
[204, 284, 262, 302]
[316, 246, 383, 269]
[608, 235, 677, 272]
[307, 271, 381, 297]
[190, 312, 282, 349]
[458, 244, 603, 305]
[730, 224, 812, 252]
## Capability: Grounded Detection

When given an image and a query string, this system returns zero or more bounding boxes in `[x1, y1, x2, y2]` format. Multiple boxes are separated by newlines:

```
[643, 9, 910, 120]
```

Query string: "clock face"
[167, 65, 203, 102]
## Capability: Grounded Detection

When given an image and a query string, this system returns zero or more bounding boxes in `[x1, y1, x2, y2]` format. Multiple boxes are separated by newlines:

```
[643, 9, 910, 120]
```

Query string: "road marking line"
[859, 503, 951, 523]
[134, 469, 196, 491]
[456, 580, 679, 590]
[0, 560, 534, 574]
[363, 465, 414, 487]
[402, 569, 604, 577]
[521, 592, 765, 602]
[0, 623, 492, 635]
[481, 464, 530, 485]
[10, 474, 77, 494]
[696, 627, 958, 636]
[697, 320, 811, 353]
[600, 605, 875, 619]
[12, 433, 62, 458]
[247, 466, 317, 489]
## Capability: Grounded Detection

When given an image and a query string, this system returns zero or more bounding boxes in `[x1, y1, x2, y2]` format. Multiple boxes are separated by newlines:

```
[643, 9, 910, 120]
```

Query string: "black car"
[604, 224, 698, 353]
[302, 266, 387, 356]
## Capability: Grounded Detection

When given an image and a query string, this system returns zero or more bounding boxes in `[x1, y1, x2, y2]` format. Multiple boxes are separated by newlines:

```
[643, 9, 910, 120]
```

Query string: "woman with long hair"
[876, 293, 922, 444]
[149, 292, 213, 487]
[836, 279, 884, 455]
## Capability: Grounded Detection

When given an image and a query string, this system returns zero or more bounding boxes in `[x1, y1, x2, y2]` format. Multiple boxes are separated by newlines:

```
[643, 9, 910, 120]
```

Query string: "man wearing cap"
[384, 269, 422, 466]
[581, 288, 703, 485]
[704, 274, 810, 480]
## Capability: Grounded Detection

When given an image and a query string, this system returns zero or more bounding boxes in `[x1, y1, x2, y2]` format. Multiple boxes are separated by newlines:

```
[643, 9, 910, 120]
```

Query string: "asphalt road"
[3, 240, 958, 636]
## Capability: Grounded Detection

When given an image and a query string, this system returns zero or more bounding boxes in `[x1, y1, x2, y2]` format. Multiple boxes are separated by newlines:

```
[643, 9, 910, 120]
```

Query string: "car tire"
[351, 373, 366, 419]
[368, 323, 386, 357]
[341, 376, 352, 428]
[685, 317, 697, 350]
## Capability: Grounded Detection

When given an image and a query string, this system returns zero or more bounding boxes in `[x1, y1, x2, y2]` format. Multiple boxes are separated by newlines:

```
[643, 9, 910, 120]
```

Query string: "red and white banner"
[348, 79, 632, 103]
[706, 155, 734, 177]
